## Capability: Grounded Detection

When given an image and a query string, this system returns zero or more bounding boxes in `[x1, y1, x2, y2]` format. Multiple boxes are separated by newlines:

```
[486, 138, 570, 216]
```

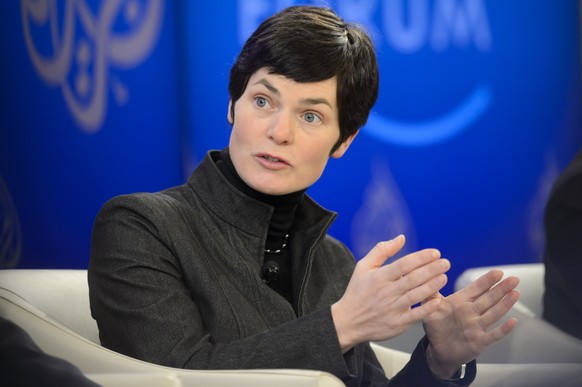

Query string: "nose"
[267, 112, 294, 145]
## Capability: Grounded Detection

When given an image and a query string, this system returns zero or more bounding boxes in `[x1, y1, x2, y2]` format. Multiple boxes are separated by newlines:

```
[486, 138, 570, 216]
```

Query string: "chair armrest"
[86, 370, 344, 387]
[370, 342, 410, 378]
[474, 363, 582, 387]
[86, 373, 183, 387]
[0, 289, 344, 387]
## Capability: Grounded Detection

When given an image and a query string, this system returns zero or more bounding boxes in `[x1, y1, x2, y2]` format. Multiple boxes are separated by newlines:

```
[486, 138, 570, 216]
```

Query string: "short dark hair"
[228, 5, 379, 153]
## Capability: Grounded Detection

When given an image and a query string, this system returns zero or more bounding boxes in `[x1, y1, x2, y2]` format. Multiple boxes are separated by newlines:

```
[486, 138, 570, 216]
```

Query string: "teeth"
[265, 156, 280, 162]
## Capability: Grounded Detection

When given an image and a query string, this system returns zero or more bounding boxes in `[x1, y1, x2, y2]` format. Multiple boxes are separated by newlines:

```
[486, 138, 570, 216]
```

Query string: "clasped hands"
[331, 235, 520, 379]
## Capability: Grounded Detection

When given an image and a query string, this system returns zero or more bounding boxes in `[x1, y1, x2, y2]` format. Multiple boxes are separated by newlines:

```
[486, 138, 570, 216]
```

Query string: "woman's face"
[228, 68, 356, 195]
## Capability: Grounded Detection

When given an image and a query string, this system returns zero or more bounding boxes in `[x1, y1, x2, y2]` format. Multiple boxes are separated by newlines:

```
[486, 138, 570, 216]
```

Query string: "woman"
[89, 6, 520, 386]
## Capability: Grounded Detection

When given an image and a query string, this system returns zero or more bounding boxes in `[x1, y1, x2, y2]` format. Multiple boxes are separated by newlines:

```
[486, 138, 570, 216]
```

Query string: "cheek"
[230, 109, 256, 140]
[229, 121, 248, 147]
[303, 150, 330, 181]
[228, 125, 246, 163]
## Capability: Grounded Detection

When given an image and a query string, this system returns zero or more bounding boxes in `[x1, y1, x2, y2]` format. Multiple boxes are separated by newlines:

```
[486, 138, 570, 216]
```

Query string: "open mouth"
[258, 153, 288, 164]
[256, 153, 290, 168]
[263, 155, 282, 162]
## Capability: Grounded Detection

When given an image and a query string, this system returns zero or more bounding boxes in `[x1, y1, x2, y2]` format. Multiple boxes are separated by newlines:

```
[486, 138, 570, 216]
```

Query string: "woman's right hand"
[331, 235, 450, 353]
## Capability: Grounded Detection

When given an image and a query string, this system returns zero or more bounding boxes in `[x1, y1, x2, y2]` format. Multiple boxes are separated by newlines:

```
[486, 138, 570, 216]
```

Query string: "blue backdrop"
[0, 0, 183, 268]
[1, 0, 581, 295]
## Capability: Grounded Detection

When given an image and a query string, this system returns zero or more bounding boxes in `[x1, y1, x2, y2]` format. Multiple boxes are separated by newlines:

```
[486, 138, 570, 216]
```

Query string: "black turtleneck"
[215, 148, 305, 305]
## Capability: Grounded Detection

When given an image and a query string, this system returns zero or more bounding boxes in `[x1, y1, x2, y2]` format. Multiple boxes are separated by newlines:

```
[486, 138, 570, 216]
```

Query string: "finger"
[401, 273, 449, 307]
[452, 269, 505, 302]
[478, 288, 521, 329]
[384, 248, 442, 281]
[401, 297, 443, 325]
[473, 276, 520, 316]
[422, 291, 444, 305]
[359, 235, 406, 270]
[482, 317, 519, 347]
[396, 258, 450, 292]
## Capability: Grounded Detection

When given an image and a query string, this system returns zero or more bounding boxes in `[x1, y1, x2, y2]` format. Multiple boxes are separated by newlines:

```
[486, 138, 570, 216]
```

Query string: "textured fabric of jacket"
[89, 150, 475, 386]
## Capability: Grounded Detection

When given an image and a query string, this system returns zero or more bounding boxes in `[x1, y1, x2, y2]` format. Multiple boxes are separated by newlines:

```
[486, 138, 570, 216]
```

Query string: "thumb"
[360, 234, 406, 270]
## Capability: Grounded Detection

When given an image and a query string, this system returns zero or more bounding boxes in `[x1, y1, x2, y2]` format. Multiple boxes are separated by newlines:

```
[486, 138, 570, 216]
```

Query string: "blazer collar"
[187, 150, 337, 239]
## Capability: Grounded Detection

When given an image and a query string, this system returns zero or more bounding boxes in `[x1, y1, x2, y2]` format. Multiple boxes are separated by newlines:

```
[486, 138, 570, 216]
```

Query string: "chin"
[250, 181, 293, 196]
[255, 186, 290, 196]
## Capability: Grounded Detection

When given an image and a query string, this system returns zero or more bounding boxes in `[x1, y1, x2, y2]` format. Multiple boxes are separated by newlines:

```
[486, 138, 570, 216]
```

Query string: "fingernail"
[392, 234, 404, 242]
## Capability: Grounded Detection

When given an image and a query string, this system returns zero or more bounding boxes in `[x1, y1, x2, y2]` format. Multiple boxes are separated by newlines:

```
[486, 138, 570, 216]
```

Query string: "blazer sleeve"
[387, 338, 476, 387]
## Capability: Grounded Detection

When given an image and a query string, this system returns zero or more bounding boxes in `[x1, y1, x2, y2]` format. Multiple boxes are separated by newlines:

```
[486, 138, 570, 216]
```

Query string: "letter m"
[431, 0, 491, 51]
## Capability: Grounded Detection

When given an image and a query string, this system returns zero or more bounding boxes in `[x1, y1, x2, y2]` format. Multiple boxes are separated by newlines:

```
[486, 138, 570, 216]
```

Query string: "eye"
[303, 112, 322, 124]
[255, 96, 269, 108]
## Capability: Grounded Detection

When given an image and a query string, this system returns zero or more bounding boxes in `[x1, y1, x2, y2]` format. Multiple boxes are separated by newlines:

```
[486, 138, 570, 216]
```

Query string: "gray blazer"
[88, 150, 474, 386]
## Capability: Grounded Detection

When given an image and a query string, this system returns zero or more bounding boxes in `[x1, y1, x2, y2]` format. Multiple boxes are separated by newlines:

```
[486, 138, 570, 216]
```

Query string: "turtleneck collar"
[215, 148, 306, 251]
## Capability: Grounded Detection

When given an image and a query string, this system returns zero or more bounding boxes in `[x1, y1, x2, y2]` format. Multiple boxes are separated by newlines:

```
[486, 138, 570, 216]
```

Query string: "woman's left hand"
[422, 269, 521, 378]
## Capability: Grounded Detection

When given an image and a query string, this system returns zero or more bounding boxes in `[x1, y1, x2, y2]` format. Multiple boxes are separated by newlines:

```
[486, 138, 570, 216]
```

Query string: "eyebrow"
[253, 78, 333, 109]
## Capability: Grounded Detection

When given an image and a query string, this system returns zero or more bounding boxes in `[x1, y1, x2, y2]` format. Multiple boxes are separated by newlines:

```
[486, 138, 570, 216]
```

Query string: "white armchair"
[2, 268, 582, 387]
[0, 269, 409, 387]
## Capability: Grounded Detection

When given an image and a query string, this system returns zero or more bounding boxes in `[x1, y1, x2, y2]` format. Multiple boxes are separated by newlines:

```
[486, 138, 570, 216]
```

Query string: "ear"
[227, 100, 233, 124]
[331, 130, 359, 159]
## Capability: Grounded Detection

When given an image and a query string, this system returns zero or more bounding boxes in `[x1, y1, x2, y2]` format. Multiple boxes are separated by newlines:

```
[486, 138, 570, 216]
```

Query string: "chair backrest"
[0, 269, 99, 343]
